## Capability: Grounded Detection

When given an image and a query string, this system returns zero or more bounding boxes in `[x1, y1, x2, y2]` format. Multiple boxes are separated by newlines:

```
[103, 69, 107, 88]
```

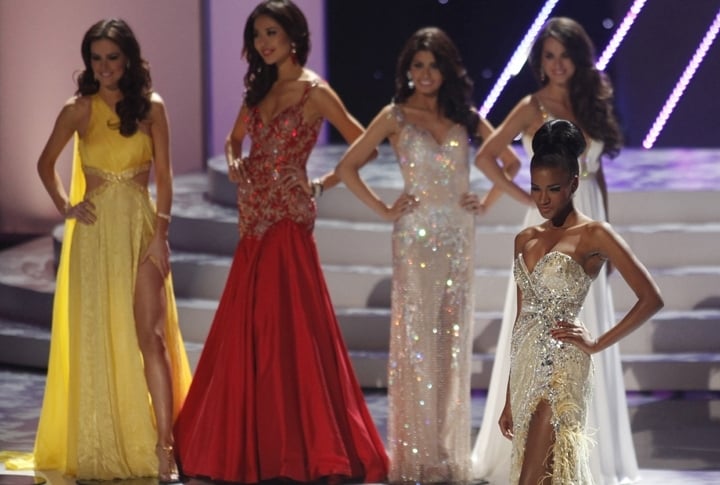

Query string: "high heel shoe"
[156, 443, 181, 483]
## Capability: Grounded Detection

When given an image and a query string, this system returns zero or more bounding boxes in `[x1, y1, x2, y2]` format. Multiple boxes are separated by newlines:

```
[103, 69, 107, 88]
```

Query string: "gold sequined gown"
[31, 95, 191, 479]
[387, 105, 475, 484]
[510, 251, 593, 484]
[473, 101, 638, 484]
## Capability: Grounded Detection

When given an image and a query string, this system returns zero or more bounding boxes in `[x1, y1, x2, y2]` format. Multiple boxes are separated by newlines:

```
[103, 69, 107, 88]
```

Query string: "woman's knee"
[136, 320, 167, 354]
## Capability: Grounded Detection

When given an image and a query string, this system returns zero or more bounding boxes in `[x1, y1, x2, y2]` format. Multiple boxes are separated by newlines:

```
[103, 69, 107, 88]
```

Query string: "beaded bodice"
[239, 80, 323, 238]
[511, 251, 593, 364]
[514, 251, 592, 325]
[392, 105, 470, 209]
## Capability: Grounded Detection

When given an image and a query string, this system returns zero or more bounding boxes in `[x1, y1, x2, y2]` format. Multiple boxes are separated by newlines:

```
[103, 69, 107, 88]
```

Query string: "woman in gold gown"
[28, 18, 190, 481]
[499, 119, 663, 484]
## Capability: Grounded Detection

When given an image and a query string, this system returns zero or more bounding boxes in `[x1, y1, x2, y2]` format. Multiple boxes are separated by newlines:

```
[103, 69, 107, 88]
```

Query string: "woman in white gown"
[337, 28, 519, 484]
[472, 18, 635, 484]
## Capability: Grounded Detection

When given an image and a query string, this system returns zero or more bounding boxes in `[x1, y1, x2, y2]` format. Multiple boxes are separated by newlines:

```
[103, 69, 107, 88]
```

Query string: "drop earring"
[290, 43, 298, 65]
[540, 70, 546, 83]
[407, 71, 414, 90]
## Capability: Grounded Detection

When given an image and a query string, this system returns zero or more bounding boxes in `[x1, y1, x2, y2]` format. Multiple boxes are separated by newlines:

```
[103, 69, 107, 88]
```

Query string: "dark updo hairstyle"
[78, 18, 152, 137]
[394, 27, 481, 144]
[531, 119, 587, 178]
[528, 17, 622, 158]
[243, 0, 310, 107]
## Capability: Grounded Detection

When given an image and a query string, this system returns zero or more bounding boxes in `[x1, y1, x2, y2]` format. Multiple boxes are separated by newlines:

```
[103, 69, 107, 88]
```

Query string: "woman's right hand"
[498, 401, 514, 440]
[65, 199, 96, 225]
[228, 157, 250, 191]
[460, 192, 486, 215]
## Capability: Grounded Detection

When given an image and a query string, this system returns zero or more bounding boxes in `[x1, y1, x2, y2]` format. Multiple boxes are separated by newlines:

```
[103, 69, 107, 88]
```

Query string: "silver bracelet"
[311, 178, 324, 198]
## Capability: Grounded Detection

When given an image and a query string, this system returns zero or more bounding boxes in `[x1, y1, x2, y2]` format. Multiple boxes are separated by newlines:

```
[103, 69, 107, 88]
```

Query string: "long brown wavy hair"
[77, 18, 152, 137]
[394, 27, 481, 144]
[242, 0, 310, 107]
[528, 17, 622, 158]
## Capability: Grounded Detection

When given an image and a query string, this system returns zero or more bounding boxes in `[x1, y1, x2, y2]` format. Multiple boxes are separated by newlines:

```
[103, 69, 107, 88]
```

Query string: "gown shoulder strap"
[531, 95, 551, 121]
[299, 79, 321, 105]
[390, 103, 406, 125]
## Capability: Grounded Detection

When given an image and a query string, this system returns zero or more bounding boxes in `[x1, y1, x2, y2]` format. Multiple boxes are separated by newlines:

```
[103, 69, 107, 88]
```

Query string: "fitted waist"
[405, 191, 470, 206]
[520, 300, 581, 321]
[83, 162, 151, 181]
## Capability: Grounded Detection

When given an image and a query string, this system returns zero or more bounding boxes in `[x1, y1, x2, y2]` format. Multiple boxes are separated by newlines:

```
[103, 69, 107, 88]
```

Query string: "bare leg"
[134, 260, 176, 480]
[518, 399, 555, 485]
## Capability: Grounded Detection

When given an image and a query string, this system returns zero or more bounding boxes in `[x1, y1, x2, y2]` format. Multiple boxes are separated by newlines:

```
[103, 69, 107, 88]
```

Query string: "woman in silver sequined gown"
[502, 119, 662, 484]
[472, 18, 634, 484]
[337, 28, 519, 484]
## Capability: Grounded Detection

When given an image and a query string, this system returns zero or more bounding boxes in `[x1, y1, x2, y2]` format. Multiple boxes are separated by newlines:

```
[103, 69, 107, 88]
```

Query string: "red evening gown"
[174, 81, 388, 483]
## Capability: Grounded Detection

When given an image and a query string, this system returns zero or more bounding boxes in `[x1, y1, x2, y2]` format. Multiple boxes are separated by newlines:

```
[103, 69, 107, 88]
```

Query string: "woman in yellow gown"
[15, 18, 190, 481]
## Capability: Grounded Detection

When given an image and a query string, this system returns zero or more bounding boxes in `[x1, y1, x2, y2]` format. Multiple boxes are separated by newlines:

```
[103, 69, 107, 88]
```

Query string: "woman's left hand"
[460, 192, 486, 215]
[142, 234, 171, 278]
[279, 166, 311, 195]
[550, 321, 597, 354]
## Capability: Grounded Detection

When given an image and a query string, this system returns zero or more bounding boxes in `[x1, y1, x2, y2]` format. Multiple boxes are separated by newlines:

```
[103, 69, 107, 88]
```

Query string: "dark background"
[325, 0, 720, 148]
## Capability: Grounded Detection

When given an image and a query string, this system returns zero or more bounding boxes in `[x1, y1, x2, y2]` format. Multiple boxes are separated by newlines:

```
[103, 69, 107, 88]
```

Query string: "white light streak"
[478, 0, 559, 118]
[643, 8, 720, 148]
[596, 0, 647, 70]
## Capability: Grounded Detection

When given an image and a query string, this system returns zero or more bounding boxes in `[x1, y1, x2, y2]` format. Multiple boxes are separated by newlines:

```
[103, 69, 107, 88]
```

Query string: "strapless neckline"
[519, 250, 592, 283]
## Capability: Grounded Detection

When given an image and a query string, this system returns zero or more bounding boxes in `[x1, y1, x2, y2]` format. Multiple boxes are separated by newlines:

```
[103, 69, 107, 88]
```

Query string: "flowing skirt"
[509, 312, 593, 484]
[32, 177, 191, 480]
[173, 219, 388, 483]
[472, 175, 638, 484]
[388, 208, 475, 483]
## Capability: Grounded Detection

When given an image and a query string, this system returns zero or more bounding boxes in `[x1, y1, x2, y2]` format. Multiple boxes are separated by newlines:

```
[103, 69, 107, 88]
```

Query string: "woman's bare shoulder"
[56, 94, 91, 127]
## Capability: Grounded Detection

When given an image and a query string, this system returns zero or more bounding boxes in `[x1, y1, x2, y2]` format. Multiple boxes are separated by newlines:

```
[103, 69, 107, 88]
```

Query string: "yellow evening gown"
[8, 94, 191, 480]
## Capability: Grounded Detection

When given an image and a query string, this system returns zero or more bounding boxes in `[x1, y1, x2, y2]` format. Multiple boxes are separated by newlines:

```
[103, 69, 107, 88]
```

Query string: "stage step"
[0, 316, 205, 372]
[1, 145, 719, 391]
[174, 209, 720, 270]
[345, 350, 720, 392]
[3, 314, 715, 392]
[172, 173, 720, 269]
[206, 151, 720, 225]
[165, 247, 720, 312]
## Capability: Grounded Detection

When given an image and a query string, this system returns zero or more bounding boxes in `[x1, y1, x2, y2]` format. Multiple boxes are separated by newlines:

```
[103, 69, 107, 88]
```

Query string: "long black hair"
[78, 18, 152, 137]
[242, 0, 310, 107]
[528, 17, 622, 158]
[394, 27, 480, 143]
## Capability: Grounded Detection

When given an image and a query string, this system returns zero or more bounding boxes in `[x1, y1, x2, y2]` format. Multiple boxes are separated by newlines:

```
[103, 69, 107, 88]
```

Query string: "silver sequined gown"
[387, 105, 474, 484]
[510, 251, 594, 484]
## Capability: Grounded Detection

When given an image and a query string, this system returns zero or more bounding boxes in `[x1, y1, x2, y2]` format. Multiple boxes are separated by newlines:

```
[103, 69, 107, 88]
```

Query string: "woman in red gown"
[173, 1, 388, 483]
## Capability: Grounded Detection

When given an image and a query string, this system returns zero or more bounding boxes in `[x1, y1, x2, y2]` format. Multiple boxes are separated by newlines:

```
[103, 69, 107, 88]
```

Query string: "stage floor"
[1, 365, 719, 484]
